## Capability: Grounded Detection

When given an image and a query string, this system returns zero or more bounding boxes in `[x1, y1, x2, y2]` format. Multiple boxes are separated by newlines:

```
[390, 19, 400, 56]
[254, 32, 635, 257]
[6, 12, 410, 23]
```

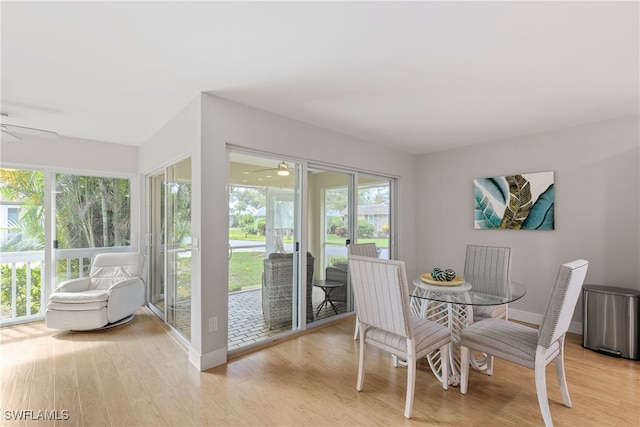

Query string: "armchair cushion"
[49, 289, 109, 304]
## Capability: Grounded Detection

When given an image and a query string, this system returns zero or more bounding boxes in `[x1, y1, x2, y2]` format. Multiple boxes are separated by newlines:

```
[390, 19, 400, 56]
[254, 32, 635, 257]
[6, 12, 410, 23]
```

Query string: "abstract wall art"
[474, 171, 554, 230]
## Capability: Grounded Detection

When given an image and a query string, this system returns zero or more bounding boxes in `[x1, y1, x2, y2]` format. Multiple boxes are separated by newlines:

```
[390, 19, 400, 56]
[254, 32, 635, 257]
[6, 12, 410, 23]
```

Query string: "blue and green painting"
[474, 171, 554, 230]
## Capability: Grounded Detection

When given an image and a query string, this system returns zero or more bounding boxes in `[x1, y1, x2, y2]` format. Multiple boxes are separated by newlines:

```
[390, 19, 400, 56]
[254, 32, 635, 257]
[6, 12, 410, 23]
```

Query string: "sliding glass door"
[228, 152, 303, 351]
[357, 173, 392, 260]
[307, 165, 354, 322]
[147, 158, 192, 341]
[306, 167, 394, 322]
[226, 150, 396, 352]
[149, 171, 164, 318]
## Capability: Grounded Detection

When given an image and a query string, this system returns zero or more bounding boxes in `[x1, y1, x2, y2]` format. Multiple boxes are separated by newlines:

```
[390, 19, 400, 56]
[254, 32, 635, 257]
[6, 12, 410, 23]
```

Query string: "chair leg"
[535, 346, 553, 427]
[440, 344, 449, 390]
[460, 345, 470, 394]
[487, 354, 494, 376]
[354, 318, 359, 340]
[404, 351, 416, 418]
[555, 336, 572, 408]
[356, 326, 366, 391]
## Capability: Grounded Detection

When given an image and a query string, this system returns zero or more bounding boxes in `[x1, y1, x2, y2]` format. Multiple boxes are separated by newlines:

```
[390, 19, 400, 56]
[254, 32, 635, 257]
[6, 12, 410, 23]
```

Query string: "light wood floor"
[1, 308, 638, 427]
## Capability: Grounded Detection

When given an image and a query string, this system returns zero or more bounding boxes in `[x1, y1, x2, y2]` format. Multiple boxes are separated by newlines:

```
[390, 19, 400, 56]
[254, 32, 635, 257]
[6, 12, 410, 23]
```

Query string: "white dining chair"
[459, 259, 589, 427]
[464, 245, 512, 320]
[348, 255, 451, 419]
[347, 243, 379, 340]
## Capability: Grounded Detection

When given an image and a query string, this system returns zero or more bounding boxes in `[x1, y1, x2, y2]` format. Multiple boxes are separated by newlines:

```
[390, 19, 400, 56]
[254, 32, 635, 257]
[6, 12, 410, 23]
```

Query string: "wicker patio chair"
[262, 252, 315, 329]
[325, 262, 348, 304]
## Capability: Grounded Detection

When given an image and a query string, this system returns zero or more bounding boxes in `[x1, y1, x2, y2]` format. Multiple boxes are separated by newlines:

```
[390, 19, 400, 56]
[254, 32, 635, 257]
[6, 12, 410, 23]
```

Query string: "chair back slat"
[348, 243, 379, 258]
[538, 259, 589, 348]
[348, 256, 412, 338]
[464, 245, 511, 296]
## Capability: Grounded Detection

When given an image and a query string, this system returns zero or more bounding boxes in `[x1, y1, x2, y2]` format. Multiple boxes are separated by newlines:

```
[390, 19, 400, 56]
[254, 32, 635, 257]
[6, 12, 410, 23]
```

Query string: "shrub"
[358, 220, 375, 238]
[243, 223, 258, 236]
[1, 263, 42, 317]
[327, 216, 344, 234]
[256, 219, 266, 236]
[334, 226, 348, 237]
[329, 256, 348, 268]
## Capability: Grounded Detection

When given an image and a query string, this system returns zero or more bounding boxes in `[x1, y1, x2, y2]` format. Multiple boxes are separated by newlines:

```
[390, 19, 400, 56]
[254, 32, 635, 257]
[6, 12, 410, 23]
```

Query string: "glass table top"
[411, 277, 527, 306]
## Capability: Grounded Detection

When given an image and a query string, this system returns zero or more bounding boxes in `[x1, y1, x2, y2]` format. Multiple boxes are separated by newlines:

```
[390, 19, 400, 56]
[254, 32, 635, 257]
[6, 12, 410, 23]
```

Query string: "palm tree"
[55, 174, 131, 248]
[0, 169, 45, 251]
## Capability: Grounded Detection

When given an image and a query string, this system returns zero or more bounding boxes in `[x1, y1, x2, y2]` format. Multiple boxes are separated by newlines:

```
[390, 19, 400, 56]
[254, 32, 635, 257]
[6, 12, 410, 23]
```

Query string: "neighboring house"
[341, 204, 389, 237]
[228, 205, 265, 227]
[0, 201, 20, 248]
[254, 207, 266, 222]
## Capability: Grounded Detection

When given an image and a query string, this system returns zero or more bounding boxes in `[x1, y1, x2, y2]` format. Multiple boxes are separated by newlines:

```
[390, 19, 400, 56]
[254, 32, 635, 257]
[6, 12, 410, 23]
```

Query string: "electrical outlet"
[208, 316, 218, 333]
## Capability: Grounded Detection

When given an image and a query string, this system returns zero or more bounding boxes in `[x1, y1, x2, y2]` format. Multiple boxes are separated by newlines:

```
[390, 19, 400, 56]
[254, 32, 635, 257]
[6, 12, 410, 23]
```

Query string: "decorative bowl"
[420, 273, 465, 286]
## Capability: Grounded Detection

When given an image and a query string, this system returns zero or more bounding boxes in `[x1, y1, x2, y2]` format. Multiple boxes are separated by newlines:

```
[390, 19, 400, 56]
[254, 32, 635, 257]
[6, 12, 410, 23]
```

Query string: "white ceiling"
[1, 1, 638, 155]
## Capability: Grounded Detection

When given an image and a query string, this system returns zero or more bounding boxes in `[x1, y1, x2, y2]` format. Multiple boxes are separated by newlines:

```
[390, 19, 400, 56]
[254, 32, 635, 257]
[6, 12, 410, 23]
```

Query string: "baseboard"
[509, 308, 583, 335]
[189, 346, 227, 371]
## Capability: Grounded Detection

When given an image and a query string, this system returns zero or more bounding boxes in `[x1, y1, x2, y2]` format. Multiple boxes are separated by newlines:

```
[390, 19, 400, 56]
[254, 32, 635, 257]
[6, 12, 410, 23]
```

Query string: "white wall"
[138, 97, 201, 174]
[1, 134, 138, 174]
[416, 115, 640, 329]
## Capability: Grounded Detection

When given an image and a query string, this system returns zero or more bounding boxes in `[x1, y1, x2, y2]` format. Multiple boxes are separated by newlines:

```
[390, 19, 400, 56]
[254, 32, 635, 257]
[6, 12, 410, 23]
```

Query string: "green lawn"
[229, 228, 264, 241]
[324, 234, 389, 248]
[229, 227, 387, 248]
[227, 228, 388, 292]
[228, 251, 264, 292]
[229, 227, 293, 243]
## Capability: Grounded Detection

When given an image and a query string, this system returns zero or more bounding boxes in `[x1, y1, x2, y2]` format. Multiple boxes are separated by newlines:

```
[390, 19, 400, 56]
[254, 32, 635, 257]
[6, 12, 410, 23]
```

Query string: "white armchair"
[45, 252, 145, 331]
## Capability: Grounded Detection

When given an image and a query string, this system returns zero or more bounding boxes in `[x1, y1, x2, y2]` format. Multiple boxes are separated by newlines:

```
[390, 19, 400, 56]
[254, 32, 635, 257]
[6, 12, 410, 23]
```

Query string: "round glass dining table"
[410, 277, 527, 386]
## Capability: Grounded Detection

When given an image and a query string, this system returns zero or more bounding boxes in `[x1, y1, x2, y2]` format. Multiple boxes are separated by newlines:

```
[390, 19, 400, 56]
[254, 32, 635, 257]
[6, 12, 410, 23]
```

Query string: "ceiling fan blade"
[1, 129, 23, 142]
[0, 123, 58, 139]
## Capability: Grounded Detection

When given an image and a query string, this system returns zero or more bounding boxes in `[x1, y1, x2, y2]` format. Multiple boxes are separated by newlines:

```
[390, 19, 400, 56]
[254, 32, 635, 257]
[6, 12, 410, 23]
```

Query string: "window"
[55, 174, 131, 249]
